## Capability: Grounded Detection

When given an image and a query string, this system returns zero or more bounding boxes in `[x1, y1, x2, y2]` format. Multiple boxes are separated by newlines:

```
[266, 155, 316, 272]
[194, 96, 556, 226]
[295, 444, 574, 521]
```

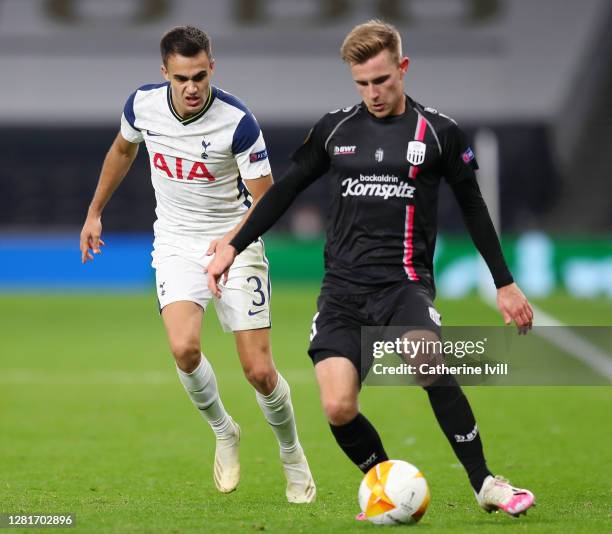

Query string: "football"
[358, 460, 430, 525]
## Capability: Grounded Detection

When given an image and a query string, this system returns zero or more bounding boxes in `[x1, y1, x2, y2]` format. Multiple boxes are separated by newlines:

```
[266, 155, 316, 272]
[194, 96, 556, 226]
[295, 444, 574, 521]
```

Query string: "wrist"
[87, 206, 103, 219]
[226, 244, 238, 258]
[228, 238, 243, 255]
[494, 275, 514, 290]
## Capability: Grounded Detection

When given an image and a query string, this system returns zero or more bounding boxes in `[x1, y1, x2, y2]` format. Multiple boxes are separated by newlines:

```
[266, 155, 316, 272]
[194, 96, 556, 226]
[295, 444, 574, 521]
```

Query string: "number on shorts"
[310, 312, 320, 341]
[247, 275, 266, 307]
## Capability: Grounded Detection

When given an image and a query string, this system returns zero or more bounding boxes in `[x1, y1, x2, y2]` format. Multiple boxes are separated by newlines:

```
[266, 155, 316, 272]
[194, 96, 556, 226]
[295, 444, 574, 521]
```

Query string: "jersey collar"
[361, 95, 414, 123]
[166, 85, 217, 125]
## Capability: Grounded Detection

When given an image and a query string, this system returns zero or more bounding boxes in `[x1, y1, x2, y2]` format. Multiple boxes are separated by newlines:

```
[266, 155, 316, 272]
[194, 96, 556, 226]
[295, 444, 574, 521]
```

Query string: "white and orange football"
[358, 460, 430, 525]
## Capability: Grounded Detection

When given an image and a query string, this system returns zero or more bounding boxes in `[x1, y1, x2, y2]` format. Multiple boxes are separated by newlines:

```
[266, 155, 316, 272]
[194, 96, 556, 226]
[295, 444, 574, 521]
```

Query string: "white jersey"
[120, 83, 271, 242]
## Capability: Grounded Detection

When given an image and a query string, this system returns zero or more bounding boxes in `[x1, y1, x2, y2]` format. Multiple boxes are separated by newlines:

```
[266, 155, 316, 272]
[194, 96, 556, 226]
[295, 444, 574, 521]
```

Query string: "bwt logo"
[334, 145, 356, 156]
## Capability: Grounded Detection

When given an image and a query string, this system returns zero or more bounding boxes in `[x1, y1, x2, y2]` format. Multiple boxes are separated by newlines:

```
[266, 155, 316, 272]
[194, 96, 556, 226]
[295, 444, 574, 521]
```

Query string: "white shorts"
[152, 238, 271, 332]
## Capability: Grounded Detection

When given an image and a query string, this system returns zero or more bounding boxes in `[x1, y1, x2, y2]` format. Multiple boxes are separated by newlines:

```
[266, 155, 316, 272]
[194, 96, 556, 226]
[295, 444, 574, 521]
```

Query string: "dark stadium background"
[1, 0, 610, 294]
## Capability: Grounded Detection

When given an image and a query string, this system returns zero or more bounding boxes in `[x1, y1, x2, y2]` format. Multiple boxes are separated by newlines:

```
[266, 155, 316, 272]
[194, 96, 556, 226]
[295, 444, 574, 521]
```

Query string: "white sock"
[256, 373, 300, 458]
[176, 354, 234, 439]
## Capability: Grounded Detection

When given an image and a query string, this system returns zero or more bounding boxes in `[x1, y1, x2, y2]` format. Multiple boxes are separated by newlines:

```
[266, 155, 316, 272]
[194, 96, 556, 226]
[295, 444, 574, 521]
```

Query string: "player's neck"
[390, 94, 407, 116]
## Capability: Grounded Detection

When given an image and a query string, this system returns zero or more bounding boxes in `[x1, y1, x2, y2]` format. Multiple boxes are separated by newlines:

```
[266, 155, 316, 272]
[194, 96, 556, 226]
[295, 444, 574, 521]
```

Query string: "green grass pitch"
[0, 289, 611, 532]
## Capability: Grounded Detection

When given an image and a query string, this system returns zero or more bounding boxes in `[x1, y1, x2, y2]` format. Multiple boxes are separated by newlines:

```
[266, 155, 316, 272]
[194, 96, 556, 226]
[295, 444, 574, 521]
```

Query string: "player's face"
[161, 51, 214, 118]
[350, 50, 410, 118]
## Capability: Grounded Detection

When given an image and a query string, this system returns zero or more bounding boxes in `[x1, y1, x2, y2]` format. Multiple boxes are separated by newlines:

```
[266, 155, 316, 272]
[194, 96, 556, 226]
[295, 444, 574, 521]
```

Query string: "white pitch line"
[483, 298, 612, 381]
[475, 127, 612, 381]
[529, 304, 612, 380]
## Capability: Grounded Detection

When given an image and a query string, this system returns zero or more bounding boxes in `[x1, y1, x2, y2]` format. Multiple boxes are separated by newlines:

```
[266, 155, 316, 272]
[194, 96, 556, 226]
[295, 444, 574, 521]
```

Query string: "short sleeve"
[290, 117, 330, 177]
[234, 130, 272, 180]
[232, 111, 271, 179]
[120, 90, 144, 144]
[440, 122, 478, 185]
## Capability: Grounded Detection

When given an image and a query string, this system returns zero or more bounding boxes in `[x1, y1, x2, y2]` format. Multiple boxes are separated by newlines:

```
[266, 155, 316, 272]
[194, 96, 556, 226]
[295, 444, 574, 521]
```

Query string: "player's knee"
[170, 340, 201, 373]
[243, 363, 276, 393]
[322, 397, 358, 426]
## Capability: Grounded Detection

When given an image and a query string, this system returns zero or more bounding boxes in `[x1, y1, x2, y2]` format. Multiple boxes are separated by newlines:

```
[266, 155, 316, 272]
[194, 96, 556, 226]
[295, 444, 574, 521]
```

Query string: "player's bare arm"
[80, 133, 139, 263]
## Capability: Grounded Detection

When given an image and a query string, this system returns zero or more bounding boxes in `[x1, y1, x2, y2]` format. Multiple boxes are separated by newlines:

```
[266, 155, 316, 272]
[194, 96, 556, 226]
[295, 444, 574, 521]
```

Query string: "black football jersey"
[291, 96, 479, 294]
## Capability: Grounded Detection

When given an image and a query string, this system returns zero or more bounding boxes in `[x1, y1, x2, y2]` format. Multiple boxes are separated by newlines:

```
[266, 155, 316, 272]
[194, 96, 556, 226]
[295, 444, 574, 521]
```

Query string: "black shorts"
[308, 282, 441, 380]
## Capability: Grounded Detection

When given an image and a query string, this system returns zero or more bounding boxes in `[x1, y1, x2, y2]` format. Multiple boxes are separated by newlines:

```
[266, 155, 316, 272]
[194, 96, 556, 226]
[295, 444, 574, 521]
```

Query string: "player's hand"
[206, 244, 238, 298]
[205, 233, 232, 256]
[80, 215, 105, 264]
[496, 282, 533, 334]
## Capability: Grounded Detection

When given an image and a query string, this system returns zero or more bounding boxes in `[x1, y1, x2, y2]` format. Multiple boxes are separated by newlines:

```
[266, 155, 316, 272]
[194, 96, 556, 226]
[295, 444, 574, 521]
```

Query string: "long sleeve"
[450, 176, 514, 288]
[230, 162, 321, 253]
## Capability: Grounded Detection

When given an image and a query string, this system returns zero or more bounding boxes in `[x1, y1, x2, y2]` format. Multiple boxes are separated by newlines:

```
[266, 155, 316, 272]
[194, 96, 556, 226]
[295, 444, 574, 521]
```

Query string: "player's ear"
[161, 63, 169, 81]
[399, 56, 410, 75]
[209, 57, 215, 73]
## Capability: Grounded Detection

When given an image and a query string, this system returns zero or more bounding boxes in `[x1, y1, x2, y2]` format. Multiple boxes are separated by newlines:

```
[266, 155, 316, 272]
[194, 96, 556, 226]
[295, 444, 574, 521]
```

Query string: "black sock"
[329, 413, 389, 473]
[425, 374, 492, 492]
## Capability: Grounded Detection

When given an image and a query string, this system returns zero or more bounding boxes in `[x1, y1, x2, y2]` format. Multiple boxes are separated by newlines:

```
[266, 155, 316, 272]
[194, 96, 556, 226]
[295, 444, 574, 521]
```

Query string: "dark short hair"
[160, 26, 212, 65]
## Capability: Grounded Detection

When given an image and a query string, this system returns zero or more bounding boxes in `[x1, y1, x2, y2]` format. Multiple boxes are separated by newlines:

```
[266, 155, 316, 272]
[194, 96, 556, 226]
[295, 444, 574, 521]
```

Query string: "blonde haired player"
[79, 26, 315, 503]
[208, 20, 534, 519]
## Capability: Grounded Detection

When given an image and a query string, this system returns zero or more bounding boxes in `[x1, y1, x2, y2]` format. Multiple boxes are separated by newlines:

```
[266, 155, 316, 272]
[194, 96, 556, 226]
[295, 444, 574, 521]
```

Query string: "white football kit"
[120, 82, 271, 331]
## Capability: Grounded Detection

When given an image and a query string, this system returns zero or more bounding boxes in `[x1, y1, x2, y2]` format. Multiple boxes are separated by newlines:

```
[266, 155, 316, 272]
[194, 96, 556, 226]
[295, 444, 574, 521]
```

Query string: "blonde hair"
[340, 20, 402, 65]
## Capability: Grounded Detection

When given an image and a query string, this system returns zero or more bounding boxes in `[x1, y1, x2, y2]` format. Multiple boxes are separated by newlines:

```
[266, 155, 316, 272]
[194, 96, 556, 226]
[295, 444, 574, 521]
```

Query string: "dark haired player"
[207, 20, 535, 518]
[80, 26, 315, 503]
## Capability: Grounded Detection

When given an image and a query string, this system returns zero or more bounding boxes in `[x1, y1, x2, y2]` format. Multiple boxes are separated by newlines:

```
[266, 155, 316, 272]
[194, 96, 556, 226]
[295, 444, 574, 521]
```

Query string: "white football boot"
[213, 418, 241, 493]
[281, 448, 316, 503]
[476, 475, 535, 517]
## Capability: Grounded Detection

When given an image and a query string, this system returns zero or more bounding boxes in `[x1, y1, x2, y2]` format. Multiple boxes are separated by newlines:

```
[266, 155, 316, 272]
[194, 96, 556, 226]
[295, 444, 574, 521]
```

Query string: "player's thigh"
[315, 357, 360, 422]
[373, 283, 444, 386]
[214, 244, 271, 333]
[155, 255, 209, 360]
[400, 329, 443, 387]
[161, 301, 204, 363]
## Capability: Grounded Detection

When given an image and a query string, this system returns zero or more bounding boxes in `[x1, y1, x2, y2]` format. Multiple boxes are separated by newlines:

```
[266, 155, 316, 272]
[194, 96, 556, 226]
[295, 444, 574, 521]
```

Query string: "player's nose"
[367, 84, 379, 101]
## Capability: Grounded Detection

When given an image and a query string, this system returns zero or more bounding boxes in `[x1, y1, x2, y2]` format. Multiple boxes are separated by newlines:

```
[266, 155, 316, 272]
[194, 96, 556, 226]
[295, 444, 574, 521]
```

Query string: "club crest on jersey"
[375, 148, 384, 162]
[201, 139, 211, 159]
[334, 145, 356, 156]
[406, 141, 426, 165]
[462, 147, 475, 164]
